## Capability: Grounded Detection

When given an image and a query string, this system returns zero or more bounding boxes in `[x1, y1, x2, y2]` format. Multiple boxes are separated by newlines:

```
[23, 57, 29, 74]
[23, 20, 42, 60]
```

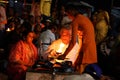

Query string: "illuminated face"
[60, 29, 71, 44]
[26, 32, 35, 43]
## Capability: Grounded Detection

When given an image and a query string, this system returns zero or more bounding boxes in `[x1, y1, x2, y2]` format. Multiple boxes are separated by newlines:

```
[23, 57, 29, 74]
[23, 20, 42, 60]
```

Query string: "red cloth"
[72, 14, 97, 64]
[7, 40, 38, 80]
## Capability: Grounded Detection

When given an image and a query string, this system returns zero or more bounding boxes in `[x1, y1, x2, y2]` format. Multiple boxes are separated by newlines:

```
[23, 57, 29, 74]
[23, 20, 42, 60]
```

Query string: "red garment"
[72, 14, 97, 64]
[7, 40, 38, 80]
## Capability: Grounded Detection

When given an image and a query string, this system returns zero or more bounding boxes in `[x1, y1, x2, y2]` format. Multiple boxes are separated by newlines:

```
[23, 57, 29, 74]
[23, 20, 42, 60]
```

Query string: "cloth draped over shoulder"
[66, 35, 82, 65]
[72, 14, 97, 64]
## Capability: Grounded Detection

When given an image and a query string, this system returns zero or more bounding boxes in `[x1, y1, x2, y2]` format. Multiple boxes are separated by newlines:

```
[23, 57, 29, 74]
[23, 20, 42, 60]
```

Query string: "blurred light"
[0, 0, 8, 3]
[14, 0, 17, 3]
[6, 28, 11, 32]
[56, 43, 65, 53]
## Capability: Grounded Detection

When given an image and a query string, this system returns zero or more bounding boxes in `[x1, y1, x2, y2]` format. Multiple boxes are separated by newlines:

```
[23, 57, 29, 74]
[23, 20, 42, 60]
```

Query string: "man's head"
[60, 26, 72, 44]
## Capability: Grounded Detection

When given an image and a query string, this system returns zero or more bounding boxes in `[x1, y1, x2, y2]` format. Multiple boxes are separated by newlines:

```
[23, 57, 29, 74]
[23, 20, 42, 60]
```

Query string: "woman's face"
[26, 32, 35, 43]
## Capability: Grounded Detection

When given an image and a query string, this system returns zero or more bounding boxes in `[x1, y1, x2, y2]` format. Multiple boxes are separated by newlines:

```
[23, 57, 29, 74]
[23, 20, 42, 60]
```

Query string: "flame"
[6, 28, 11, 32]
[57, 43, 65, 53]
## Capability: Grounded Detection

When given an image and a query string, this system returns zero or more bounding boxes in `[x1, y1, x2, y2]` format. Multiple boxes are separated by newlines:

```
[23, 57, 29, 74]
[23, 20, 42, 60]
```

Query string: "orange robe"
[7, 40, 38, 80]
[71, 14, 97, 64]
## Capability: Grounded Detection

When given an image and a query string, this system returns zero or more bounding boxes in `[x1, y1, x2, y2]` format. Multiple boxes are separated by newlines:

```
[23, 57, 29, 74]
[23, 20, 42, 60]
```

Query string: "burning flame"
[6, 28, 11, 32]
[57, 43, 65, 53]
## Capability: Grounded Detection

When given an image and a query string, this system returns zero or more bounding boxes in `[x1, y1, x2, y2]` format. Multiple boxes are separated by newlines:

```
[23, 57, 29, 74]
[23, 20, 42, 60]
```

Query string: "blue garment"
[84, 63, 102, 79]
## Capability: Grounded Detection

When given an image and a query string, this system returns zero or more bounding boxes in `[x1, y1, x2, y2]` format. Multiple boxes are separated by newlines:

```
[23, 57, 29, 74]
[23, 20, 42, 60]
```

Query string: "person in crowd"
[51, 8, 58, 24]
[58, 5, 67, 25]
[45, 19, 52, 28]
[38, 24, 57, 60]
[28, 15, 35, 31]
[41, 19, 52, 33]
[109, 25, 120, 79]
[0, 3, 7, 48]
[58, 4, 97, 73]
[33, 23, 42, 47]
[61, 14, 72, 26]
[6, 22, 38, 80]
[92, 9, 111, 75]
[0, 3, 7, 30]
[35, 16, 45, 31]
[30, 1, 41, 18]
[30, 1, 41, 31]
[43, 25, 83, 66]
[92, 9, 110, 45]
[43, 26, 72, 60]
[40, 0, 52, 19]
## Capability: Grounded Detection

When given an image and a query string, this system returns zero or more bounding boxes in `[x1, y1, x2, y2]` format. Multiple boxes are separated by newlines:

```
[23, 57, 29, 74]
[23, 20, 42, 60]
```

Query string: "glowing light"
[57, 43, 65, 53]
[6, 28, 11, 32]
[14, 0, 18, 3]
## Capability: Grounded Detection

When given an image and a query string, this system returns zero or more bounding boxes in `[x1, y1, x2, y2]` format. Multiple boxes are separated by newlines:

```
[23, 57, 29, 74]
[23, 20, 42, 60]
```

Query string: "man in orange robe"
[58, 4, 97, 73]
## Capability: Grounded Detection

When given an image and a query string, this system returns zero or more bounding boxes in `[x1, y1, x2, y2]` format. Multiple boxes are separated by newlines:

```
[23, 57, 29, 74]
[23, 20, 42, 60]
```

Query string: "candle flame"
[57, 43, 65, 53]
[6, 28, 11, 32]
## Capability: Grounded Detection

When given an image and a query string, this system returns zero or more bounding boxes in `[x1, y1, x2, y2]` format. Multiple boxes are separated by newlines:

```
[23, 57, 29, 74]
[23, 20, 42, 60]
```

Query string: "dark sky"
[113, 0, 120, 7]
[80, 0, 112, 10]
[24, 0, 119, 7]
[55, 0, 113, 12]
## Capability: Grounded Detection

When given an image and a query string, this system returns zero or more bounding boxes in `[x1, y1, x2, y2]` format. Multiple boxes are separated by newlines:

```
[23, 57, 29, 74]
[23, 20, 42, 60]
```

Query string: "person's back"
[40, 29, 55, 50]
[74, 14, 97, 64]
[39, 24, 56, 59]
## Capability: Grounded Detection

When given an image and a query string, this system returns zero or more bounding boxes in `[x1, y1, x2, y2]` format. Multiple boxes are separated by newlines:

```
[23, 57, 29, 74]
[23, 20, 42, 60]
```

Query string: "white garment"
[39, 29, 55, 56]
[66, 42, 80, 65]
[66, 36, 82, 65]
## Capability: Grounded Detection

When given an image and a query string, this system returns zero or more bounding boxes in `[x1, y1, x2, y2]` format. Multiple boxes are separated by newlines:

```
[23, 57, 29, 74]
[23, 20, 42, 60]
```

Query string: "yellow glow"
[6, 28, 11, 32]
[57, 43, 65, 53]
[0, 1, 8, 3]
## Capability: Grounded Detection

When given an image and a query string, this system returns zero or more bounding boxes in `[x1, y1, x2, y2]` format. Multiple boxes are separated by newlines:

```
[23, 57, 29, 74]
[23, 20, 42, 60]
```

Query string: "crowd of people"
[0, 0, 120, 80]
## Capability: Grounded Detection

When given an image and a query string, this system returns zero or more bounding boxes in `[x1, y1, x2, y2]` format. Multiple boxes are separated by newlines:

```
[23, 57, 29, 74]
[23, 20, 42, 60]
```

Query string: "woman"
[7, 27, 38, 80]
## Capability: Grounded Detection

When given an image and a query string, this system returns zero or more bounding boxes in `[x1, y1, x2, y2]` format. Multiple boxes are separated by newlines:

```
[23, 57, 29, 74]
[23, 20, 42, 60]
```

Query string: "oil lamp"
[56, 42, 65, 55]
